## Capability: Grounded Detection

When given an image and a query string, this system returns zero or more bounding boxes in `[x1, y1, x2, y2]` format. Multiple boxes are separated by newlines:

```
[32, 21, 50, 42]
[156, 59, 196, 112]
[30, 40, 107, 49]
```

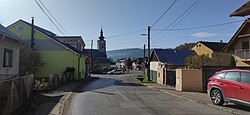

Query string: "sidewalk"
[22, 78, 95, 115]
[143, 82, 250, 115]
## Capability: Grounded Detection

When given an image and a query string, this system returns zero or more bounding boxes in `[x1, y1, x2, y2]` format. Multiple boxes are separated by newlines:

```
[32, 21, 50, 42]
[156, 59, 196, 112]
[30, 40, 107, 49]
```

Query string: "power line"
[153, 19, 244, 31]
[106, 29, 146, 39]
[171, 0, 200, 28]
[37, 0, 68, 34]
[34, 0, 65, 35]
[151, 19, 244, 44]
[152, 22, 242, 44]
[151, 0, 178, 28]
[152, 0, 200, 39]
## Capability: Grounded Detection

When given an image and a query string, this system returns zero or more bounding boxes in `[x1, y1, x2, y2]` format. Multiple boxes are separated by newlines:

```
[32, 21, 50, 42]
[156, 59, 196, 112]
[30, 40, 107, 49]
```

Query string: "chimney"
[31, 17, 35, 49]
[174, 49, 177, 55]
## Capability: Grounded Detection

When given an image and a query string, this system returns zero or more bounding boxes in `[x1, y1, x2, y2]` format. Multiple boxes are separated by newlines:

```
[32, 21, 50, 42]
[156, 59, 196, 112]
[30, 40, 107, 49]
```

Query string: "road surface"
[65, 71, 232, 115]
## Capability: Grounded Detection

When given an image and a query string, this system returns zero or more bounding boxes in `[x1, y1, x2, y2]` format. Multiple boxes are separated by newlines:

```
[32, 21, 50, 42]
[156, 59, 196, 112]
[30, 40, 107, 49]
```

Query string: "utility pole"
[143, 44, 146, 59]
[90, 40, 93, 70]
[147, 26, 151, 81]
[31, 17, 35, 49]
[143, 44, 146, 74]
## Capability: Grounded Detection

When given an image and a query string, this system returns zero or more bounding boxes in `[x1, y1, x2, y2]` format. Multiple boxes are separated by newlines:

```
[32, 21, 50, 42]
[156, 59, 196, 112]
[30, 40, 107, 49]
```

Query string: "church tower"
[97, 28, 106, 53]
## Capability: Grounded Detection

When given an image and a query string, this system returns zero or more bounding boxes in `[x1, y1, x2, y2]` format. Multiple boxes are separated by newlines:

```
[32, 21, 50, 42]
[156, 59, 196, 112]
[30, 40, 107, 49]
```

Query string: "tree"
[175, 43, 196, 50]
[185, 54, 213, 69]
[91, 60, 100, 70]
[20, 47, 44, 76]
[126, 57, 132, 69]
[227, 56, 236, 67]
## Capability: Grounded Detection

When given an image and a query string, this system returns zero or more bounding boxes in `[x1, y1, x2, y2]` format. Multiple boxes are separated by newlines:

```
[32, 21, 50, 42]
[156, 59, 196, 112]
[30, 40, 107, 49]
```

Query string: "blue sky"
[0, 0, 248, 50]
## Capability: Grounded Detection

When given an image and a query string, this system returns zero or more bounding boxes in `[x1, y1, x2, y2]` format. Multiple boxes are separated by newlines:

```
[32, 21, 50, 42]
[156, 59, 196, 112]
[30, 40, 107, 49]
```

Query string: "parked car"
[207, 69, 250, 106]
[107, 69, 123, 74]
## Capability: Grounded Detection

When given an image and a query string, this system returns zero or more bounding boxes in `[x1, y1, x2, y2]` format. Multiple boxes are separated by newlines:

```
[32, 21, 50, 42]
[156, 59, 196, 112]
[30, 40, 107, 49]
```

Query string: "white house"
[0, 24, 25, 80]
[116, 58, 126, 69]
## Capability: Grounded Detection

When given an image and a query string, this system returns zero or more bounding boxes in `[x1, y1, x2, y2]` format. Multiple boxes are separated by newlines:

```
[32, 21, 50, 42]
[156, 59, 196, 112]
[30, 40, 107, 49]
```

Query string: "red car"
[207, 69, 250, 106]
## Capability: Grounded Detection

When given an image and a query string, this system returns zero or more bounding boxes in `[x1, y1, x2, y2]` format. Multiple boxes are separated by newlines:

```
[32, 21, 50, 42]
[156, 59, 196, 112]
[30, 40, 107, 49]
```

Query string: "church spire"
[99, 27, 105, 40]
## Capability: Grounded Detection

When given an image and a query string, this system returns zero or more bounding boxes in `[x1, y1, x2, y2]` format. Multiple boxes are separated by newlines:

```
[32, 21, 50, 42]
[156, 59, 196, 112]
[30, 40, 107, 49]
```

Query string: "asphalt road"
[65, 71, 233, 115]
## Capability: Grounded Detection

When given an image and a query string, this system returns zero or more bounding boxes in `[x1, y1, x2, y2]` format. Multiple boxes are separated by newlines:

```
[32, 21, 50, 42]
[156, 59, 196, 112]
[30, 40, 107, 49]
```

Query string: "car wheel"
[210, 89, 224, 105]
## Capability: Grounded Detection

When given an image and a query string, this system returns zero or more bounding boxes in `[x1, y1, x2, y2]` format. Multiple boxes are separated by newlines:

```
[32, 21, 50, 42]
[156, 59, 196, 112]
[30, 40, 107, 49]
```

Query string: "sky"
[0, 0, 249, 51]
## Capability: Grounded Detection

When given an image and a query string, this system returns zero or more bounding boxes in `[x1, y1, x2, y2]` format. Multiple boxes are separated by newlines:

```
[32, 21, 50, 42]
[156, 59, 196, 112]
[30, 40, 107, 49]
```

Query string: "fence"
[0, 75, 34, 115]
[235, 49, 250, 60]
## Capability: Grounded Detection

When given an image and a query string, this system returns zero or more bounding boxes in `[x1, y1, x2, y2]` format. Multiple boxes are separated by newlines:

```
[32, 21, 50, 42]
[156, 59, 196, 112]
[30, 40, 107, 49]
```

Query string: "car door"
[237, 72, 250, 102]
[220, 72, 239, 99]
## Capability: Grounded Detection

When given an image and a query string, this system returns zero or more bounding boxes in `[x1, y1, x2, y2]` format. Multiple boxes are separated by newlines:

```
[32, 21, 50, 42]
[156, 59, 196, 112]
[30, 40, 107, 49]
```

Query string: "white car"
[107, 69, 123, 74]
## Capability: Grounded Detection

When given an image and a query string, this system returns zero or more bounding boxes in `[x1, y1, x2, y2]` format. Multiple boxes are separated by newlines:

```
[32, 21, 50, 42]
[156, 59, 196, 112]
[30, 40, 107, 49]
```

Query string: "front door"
[237, 72, 250, 102]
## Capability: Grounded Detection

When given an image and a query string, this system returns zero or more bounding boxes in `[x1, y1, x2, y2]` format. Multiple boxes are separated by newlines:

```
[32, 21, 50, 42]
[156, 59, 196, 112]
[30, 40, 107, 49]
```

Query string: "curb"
[49, 82, 83, 115]
[142, 83, 240, 115]
[49, 77, 98, 115]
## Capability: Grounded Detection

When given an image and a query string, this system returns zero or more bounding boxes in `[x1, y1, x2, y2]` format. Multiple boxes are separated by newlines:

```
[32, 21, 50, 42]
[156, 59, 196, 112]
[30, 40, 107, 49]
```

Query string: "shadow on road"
[114, 80, 144, 87]
[74, 77, 144, 93]
[91, 90, 115, 95]
[224, 104, 250, 112]
[20, 92, 63, 115]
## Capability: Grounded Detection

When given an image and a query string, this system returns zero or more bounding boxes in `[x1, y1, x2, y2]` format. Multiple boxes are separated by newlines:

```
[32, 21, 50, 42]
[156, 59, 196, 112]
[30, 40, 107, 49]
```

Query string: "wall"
[211, 52, 232, 66]
[8, 21, 50, 40]
[0, 36, 22, 79]
[150, 61, 159, 71]
[157, 68, 165, 85]
[192, 43, 213, 58]
[176, 69, 203, 92]
[36, 51, 86, 79]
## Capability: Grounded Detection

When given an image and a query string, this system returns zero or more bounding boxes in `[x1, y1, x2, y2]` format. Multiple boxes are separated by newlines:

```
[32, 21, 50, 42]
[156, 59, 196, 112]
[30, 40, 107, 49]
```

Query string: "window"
[18, 26, 24, 32]
[242, 41, 249, 49]
[224, 72, 238, 81]
[240, 72, 250, 84]
[3, 48, 13, 67]
[216, 72, 226, 79]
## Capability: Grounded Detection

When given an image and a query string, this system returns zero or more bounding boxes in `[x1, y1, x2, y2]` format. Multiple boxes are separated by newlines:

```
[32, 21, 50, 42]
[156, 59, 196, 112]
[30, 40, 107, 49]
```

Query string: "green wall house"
[7, 19, 89, 80]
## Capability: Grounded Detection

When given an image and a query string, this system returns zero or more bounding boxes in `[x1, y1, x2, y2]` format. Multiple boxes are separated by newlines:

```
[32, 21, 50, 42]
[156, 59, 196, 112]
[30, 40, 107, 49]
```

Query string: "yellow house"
[223, 19, 250, 66]
[192, 41, 232, 66]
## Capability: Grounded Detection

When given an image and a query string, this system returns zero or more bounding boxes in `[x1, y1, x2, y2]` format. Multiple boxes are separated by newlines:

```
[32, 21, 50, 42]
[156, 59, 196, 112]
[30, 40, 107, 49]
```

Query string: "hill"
[107, 48, 151, 61]
[107, 43, 195, 62]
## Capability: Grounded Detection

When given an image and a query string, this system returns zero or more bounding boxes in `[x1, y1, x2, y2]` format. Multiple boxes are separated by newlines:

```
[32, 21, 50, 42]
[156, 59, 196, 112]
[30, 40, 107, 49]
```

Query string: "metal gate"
[165, 70, 176, 87]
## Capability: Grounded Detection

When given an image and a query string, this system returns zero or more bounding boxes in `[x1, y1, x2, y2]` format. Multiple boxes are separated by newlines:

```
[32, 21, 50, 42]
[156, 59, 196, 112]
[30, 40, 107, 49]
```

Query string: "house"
[85, 28, 110, 70]
[132, 58, 145, 70]
[191, 41, 232, 66]
[223, 18, 250, 66]
[56, 36, 85, 51]
[150, 49, 196, 85]
[7, 19, 89, 81]
[0, 24, 25, 80]
[230, 1, 250, 17]
[116, 58, 127, 69]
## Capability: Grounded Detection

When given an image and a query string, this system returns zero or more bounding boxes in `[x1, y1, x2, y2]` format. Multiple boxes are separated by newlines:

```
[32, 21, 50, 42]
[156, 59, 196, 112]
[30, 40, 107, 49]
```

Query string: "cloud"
[191, 32, 217, 38]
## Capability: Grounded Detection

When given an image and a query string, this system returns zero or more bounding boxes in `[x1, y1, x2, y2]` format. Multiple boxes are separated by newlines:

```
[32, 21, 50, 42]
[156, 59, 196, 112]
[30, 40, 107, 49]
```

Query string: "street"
[64, 71, 233, 115]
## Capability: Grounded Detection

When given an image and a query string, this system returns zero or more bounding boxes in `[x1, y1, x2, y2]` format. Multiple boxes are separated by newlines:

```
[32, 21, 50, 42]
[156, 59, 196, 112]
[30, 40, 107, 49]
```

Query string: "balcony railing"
[235, 49, 250, 60]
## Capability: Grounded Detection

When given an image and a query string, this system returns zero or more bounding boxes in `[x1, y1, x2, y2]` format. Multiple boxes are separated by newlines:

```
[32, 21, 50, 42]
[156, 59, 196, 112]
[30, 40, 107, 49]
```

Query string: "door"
[220, 72, 239, 99]
[237, 72, 250, 102]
